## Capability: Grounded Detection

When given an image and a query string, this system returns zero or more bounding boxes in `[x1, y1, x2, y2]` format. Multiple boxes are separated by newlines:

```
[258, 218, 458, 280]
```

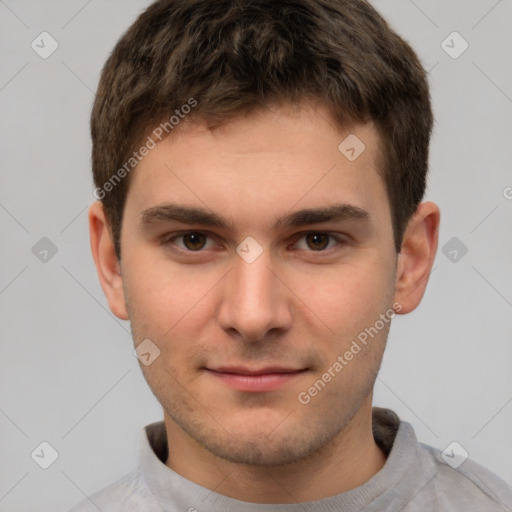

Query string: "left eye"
[294, 233, 342, 251]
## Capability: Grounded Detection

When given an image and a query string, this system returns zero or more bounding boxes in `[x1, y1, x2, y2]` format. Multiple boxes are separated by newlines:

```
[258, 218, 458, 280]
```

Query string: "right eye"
[162, 231, 216, 252]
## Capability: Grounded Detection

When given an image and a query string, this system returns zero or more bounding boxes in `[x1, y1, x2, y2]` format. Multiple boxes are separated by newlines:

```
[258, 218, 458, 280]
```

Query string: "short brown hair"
[91, 0, 433, 258]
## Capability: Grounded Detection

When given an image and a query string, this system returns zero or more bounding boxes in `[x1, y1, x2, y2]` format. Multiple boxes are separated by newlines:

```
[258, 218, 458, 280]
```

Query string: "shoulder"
[417, 441, 512, 511]
[66, 468, 164, 512]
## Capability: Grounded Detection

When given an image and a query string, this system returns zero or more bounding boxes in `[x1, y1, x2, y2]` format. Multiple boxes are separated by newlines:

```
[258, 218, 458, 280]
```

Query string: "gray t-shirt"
[68, 408, 512, 511]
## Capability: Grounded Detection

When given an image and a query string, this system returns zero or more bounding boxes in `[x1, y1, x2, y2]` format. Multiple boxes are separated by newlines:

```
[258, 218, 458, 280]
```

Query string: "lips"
[205, 366, 308, 392]
[209, 366, 305, 376]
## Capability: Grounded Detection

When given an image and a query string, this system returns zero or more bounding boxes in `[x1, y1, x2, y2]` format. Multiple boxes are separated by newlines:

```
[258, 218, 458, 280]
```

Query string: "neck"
[164, 399, 387, 503]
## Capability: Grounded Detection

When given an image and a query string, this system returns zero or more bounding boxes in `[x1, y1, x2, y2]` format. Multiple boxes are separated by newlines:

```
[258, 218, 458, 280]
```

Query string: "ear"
[394, 201, 440, 314]
[89, 201, 129, 320]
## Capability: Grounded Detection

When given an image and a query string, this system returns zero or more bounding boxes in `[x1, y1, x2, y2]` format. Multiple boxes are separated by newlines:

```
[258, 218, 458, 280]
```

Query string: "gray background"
[0, 1, 511, 510]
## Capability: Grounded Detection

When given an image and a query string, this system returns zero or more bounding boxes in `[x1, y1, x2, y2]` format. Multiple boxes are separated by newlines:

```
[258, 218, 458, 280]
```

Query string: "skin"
[90, 101, 440, 503]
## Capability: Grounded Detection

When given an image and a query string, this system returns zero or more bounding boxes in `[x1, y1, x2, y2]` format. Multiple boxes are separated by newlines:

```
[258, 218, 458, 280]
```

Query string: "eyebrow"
[140, 202, 370, 231]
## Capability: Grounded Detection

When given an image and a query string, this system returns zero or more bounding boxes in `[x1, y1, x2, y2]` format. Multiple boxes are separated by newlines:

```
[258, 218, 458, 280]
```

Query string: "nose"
[216, 248, 293, 342]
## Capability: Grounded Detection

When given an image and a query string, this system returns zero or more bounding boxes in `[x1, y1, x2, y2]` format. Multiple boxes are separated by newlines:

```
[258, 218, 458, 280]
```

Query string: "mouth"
[205, 366, 309, 392]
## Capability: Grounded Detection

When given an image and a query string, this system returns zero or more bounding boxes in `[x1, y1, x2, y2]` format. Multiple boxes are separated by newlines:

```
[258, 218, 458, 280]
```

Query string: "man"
[70, 0, 512, 510]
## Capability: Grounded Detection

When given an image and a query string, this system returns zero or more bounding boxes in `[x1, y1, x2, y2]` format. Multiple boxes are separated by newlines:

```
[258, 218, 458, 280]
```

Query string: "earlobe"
[89, 201, 129, 320]
[394, 201, 440, 314]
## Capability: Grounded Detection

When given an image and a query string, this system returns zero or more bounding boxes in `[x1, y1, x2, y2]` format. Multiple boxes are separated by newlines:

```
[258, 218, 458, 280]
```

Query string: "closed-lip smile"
[205, 366, 308, 392]
[208, 366, 306, 375]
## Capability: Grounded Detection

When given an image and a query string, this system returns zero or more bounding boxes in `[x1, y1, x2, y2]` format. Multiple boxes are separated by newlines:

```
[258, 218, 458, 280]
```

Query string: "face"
[117, 102, 399, 465]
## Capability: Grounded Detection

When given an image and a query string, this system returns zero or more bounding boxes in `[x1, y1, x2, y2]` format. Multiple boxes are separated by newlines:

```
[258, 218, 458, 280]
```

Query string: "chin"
[200, 432, 317, 466]
[181, 415, 339, 467]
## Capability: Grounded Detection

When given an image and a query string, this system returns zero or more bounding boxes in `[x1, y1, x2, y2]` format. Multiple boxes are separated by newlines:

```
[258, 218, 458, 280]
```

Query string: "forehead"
[125, 102, 389, 231]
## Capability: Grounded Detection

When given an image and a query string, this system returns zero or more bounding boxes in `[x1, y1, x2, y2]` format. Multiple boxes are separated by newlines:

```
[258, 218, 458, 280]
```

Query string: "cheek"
[123, 264, 222, 373]
[289, 259, 393, 332]
[123, 247, 211, 322]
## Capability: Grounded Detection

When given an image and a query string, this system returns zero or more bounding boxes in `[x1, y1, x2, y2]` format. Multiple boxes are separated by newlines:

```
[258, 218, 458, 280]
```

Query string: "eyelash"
[161, 231, 347, 254]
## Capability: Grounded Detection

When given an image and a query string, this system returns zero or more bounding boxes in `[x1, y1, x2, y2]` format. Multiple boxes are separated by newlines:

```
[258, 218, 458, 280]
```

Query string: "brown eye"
[305, 233, 330, 251]
[182, 232, 208, 251]
[293, 232, 344, 253]
[163, 231, 217, 253]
